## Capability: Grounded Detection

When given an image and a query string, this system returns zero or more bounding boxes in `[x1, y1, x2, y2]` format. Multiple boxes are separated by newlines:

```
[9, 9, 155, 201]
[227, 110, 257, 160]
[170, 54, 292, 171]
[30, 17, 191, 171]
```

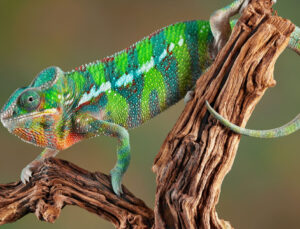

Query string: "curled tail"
[205, 101, 300, 138]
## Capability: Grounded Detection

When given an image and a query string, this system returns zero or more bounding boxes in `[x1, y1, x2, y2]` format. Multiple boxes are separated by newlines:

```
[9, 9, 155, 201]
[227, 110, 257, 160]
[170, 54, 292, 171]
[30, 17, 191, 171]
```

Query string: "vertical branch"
[153, 0, 295, 228]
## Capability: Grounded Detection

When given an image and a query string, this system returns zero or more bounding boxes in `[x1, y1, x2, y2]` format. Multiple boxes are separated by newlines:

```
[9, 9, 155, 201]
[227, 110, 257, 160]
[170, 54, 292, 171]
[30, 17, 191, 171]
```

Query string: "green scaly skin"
[0, 0, 296, 195]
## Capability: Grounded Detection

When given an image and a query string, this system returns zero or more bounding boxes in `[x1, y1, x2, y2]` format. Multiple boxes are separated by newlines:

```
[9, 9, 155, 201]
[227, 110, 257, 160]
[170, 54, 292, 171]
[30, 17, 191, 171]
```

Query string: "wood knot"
[42, 206, 61, 223]
[35, 200, 61, 223]
[127, 214, 144, 227]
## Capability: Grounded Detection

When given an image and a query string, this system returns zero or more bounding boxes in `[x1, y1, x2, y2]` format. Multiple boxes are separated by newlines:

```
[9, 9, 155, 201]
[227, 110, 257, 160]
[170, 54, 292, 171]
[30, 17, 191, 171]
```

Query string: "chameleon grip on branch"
[0, 0, 298, 195]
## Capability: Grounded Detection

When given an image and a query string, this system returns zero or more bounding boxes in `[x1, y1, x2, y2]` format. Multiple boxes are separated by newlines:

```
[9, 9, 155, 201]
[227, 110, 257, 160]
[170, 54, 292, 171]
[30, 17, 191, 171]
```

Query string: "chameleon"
[0, 0, 299, 196]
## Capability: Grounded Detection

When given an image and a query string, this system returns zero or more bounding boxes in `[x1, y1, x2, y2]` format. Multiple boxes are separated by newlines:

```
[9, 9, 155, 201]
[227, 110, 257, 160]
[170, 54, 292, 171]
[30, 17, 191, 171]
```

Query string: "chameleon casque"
[0, 0, 299, 195]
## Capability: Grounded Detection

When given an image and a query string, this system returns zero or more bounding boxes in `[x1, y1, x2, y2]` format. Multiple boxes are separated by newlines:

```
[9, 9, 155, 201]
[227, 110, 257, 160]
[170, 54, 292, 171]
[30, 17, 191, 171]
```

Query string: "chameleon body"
[0, 0, 298, 195]
[1, 20, 215, 195]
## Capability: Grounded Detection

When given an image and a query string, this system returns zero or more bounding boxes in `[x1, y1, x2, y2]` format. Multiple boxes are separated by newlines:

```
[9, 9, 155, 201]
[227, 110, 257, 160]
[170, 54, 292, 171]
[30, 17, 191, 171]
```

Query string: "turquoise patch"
[31, 67, 58, 88]
[1, 87, 26, 114]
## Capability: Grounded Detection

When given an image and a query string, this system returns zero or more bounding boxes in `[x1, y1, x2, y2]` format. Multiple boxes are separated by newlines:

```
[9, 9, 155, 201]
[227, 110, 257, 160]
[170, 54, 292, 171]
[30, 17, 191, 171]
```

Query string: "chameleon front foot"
[20, 149, 59, 184]
[20, 160, 43, 184]
[110, 168, 123, 196]
[21, 165, 33, 183]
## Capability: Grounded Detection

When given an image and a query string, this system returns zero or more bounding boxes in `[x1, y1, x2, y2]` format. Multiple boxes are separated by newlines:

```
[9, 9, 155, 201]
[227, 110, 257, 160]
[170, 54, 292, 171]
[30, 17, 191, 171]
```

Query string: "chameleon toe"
[20, 165, 33, 184]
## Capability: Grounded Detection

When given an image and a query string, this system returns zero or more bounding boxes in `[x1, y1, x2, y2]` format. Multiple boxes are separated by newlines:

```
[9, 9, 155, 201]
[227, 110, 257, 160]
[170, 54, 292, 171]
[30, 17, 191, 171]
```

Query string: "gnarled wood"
[0, 158, 154, 228]
[153, 0, 294, 228]
[0, 0, 295, 228]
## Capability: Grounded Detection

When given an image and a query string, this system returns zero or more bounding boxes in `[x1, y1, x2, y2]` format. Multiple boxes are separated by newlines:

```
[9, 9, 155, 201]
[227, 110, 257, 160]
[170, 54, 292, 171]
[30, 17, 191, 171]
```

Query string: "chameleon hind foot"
[210, 0, 277, 59]
[184, 90, 195, 104]
[209, 0, 250, 59]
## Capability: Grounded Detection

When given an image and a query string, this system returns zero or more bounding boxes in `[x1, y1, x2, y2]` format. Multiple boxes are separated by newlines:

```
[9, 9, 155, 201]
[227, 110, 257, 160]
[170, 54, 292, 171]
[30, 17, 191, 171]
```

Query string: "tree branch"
[0, 0, 295, 228]
[153, 0, 294, 228]
[0, 158, 154, 228]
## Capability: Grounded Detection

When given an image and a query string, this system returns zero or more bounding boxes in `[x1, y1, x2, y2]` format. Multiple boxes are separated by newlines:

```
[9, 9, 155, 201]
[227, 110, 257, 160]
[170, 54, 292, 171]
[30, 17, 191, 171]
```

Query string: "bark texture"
[153, 0, 294, 228]
[0, 158, 154, 228]
[0, 0, 295, 228]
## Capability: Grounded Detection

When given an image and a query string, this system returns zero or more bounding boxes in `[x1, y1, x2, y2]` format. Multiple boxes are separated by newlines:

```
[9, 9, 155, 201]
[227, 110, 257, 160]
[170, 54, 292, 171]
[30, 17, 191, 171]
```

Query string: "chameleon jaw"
[0, 106, 14, 129]
[1, 108, 59, 130]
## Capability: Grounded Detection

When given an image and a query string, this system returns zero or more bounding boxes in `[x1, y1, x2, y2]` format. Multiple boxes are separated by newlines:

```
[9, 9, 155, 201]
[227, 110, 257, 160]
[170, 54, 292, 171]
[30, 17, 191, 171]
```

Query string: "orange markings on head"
[14, 128, 48, 147]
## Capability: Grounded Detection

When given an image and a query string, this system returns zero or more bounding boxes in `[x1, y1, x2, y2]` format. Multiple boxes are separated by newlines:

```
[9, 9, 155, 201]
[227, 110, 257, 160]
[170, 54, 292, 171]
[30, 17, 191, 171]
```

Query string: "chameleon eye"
[19, 90, 41, 112]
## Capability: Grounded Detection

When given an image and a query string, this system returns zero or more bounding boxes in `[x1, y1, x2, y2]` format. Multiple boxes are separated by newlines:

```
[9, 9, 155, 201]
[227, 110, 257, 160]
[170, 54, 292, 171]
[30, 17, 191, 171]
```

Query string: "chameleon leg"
[21, 148, 59, 183]
[75, 114, 130, 196]
[209, 0, 250, 59]
[109, 125, 130, 196]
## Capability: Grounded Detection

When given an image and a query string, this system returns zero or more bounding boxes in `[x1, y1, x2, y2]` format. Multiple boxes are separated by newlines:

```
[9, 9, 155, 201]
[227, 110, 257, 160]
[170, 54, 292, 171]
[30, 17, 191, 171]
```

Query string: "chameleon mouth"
[0, 106, 14, 129]
[1, 108, 58, 129]
[0, 107, 14, 121]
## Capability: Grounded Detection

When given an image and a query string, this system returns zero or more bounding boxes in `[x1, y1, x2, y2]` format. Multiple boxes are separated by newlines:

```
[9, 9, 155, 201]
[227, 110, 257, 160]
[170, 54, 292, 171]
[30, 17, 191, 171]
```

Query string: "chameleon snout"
[0, 107, 14, 129]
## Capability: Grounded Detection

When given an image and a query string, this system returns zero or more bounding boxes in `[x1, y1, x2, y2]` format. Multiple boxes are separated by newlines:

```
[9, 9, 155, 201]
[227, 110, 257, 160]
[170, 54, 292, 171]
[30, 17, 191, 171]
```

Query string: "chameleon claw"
[20, 165, 33, 184]
[184, 90, 195, 104]
[110, 168, 123, 196]
[21, 175, 26, 184]
[26, 169, 32, 178]
[20, 159, 43, 184]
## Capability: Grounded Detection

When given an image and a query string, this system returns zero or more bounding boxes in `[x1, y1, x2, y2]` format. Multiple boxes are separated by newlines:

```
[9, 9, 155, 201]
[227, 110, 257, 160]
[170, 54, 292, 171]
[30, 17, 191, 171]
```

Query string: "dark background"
[0, 0, 299, 228]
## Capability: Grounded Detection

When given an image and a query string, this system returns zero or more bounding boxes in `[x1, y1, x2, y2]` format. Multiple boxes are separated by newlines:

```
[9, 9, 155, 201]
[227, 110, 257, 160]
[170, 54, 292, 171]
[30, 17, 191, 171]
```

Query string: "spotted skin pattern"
[69, 21, 213, 128]
[0, 20, 214, 195]
[0, 0, 298, 195]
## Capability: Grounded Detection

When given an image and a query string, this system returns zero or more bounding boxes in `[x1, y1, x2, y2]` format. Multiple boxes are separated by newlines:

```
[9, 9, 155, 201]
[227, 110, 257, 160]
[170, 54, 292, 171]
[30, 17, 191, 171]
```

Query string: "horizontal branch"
[0, 158, 154, 228]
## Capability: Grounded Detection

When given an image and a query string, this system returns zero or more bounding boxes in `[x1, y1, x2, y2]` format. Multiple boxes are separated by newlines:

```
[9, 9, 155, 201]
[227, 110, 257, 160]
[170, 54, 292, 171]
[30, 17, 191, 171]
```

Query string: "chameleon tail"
[205, 101, 300, 138]
[289, 25, 300, 55]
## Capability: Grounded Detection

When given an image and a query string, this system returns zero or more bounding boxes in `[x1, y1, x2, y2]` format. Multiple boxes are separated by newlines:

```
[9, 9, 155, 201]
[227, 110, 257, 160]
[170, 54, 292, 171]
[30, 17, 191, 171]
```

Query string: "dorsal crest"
[31, 66, 63, 89]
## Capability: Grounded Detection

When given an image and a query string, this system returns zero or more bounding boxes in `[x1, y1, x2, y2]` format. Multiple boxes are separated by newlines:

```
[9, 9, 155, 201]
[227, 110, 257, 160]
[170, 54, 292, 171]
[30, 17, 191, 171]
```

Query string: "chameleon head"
[0, 66, 67, 149]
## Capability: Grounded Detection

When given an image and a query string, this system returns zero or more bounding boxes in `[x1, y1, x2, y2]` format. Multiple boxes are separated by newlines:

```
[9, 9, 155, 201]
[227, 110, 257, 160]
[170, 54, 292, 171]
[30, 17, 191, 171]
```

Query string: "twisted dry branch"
[0, 158, 154, 228]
